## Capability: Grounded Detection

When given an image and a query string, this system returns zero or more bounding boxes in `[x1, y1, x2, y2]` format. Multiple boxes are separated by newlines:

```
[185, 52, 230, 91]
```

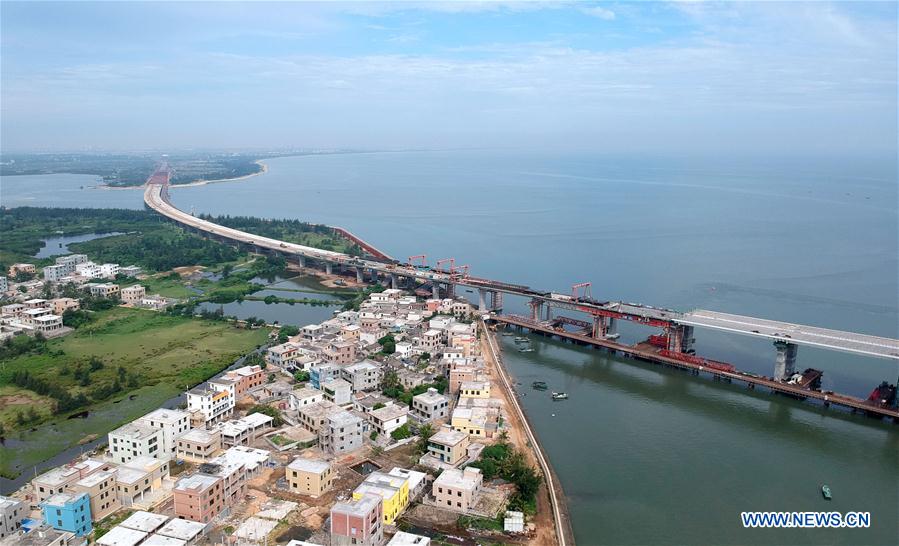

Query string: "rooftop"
[332, 493, 382, 517]
[119, 511, 169, 533]
[387, 531, 432, 545]
[142, 534, 186, 546]
[73, 469, 116, 489]
[42, 491, 87, 507]
[156, 518, 206, 541]
[370, 405, 409, 422]
[174, 473, 220, 493]
[140, 408, 189, 424]
[413, 388, 446, 405]
[110, 422, 159, 441]
[97, 526, 148, 546]
[34, 459, 106, 487]
[287, 457, 330, 474]
[429, 427, 468, 446]
[433, 467, 482, 490]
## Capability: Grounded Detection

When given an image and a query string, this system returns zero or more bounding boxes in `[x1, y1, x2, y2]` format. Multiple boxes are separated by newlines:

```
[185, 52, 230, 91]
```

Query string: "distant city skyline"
[1, 1, 896, 156]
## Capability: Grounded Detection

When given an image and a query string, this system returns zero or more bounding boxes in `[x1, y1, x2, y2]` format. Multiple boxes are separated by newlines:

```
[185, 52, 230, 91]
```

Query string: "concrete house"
[319, 411, 364, 455]
[431, 467, 483, 513]
[286, 458, 332, 497]
[426, 426, 470, 467]
[411, 388, 449, 422]
[330, 494, 383, 546]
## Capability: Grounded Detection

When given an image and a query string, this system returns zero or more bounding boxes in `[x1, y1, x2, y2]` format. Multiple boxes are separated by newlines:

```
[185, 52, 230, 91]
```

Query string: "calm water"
[196, 300, 340, 326]
[34, 232, 123, 258]
[3, 151, 897, 544]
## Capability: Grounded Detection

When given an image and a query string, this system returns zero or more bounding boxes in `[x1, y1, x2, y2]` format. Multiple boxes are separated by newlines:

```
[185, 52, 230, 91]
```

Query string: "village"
[1, 256, 544, 546]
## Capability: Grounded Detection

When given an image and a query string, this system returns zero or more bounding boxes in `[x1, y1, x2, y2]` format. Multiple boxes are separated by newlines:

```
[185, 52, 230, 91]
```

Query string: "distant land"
[0, 149, 378, 187]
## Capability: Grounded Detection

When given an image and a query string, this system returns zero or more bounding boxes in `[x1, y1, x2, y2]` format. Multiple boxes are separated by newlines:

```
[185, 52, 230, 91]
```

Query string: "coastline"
[480, 318, 575, 546]
[96, 160, 269, 190]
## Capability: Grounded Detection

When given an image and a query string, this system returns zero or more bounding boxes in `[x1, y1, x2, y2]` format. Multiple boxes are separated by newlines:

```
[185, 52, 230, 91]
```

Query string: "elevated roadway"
[144, 175, 899, 365]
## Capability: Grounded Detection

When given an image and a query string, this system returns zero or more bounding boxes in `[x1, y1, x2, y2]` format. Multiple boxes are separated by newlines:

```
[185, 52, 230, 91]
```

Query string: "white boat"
[519, 348, 535, 353]
[514, 337, 529, 343]
[551, 392, 568, 400]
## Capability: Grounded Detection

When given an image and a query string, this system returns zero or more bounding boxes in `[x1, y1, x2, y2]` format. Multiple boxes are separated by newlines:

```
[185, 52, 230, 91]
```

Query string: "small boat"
[821, 485, 832, 500]
[501, 332, 514, 337]
[551, 392, 568, 400]
[519, 348, 534, 353]
[514, 337, 528, 343]
[532, 381, 548, 390]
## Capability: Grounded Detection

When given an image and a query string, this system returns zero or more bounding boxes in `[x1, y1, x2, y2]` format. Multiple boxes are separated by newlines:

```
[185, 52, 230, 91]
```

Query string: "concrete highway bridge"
[144, 167, 898, 412]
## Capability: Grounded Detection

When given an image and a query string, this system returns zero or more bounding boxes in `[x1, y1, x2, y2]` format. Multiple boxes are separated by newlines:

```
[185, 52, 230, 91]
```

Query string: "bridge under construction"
[144, 166, 899, 420]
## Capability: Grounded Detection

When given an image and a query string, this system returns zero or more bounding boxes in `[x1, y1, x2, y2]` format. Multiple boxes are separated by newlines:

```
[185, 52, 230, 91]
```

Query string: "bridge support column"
[545, 304, 552, 322]
[490, 291, 503, 312]
[356, 267, 364, 284]
[668, 325, 694, 353]
[325, 263, 333, 275]
[390, 274, 398, 290]
[528, 299, 543, 321]
[774, 341, 798, 380]
[478, 289, 487, 312]
[432, 284, 440, 299]
[592, 316, 607, 339]
[297, 255, 305, 268]
[370, 269, 379, 284]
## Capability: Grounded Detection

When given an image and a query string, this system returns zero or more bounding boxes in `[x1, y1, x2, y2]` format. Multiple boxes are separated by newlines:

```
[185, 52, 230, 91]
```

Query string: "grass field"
[0, 307, 269, 478]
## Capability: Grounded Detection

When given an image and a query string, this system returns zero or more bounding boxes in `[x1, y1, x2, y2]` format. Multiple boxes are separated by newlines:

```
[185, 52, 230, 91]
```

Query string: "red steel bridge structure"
[145, 166, 899, 420]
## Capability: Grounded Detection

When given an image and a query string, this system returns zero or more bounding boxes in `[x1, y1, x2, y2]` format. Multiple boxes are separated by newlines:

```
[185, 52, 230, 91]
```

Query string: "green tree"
[247, 404, 283, 426]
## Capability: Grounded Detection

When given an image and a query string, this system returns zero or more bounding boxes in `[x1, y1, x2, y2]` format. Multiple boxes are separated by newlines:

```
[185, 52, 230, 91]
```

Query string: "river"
[2, 151, 896, 544]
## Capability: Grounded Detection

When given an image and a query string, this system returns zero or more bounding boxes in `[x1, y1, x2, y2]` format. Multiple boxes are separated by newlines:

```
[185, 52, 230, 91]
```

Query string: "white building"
[186, 382, 235, 426]
[137, 409, 191, 458]
[121, 285, 147, 305]
[108, 423, 164, 464]
[368, 405, 409, 437]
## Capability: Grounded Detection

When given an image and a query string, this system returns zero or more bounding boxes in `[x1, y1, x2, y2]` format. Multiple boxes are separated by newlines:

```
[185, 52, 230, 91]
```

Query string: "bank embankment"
[479, 318, 575, 546]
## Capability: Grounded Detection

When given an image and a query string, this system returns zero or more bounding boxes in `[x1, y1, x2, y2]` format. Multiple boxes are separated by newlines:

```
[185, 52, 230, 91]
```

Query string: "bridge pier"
[356, 267, 364, 284]
[528, 299, 543, 322]
[390, 274, 398, 290]
[478, 289, 487, 312]
[370, 269, 379, 284]
[325, 263, 333, 275]
[432, 283, 440, 299]
[297, 255, 305, 268]
[774, 340, 798, 380]
[668, 325, 695, 353]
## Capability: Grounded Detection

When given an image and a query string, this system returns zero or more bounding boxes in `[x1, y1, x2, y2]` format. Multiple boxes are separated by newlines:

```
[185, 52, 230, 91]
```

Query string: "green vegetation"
[201, 215, 362, 255]
[0, 207, 162, 265]
[277, 325, 300, 343]
[248, 404, 284, 426]
[0, 307, 268, 478]
[378, 333, 396, 355]
[268, 434, 293, 446]
[343, 283, 387, 311]
[458, 514, 505, 532]
[468, 440, 542, 514]
[0, 152, 272, 187]
[381, 370, 448, 406]
[293, 370, 310, 382]
[390, 423, 412, 441]
[93, 510, 135, 539]
[415, 423, 435, 454]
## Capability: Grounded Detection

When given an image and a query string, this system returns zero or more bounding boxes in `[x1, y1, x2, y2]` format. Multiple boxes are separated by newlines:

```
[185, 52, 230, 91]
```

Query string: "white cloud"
[582, 5, 615, 21]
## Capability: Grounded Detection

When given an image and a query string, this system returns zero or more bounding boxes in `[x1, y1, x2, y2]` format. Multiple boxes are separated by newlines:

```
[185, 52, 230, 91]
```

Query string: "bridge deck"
[679, 310, 899, 360]
[144, 179, 899, 363]
[495, 315, 899, 420]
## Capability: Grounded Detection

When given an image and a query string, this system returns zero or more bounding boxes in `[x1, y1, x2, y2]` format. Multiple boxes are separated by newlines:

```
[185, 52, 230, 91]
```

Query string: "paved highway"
[679, 309, 899, 359]
[145, 181, 899, 362]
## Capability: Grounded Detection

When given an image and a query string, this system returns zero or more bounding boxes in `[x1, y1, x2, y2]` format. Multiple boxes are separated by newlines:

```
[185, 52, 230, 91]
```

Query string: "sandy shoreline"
[480, 321, 575, 546]
[96, 160, 269, 191]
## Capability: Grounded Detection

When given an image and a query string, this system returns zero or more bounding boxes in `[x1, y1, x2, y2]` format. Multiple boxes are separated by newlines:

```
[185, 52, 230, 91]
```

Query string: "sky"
[1, 1, 896, 155]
